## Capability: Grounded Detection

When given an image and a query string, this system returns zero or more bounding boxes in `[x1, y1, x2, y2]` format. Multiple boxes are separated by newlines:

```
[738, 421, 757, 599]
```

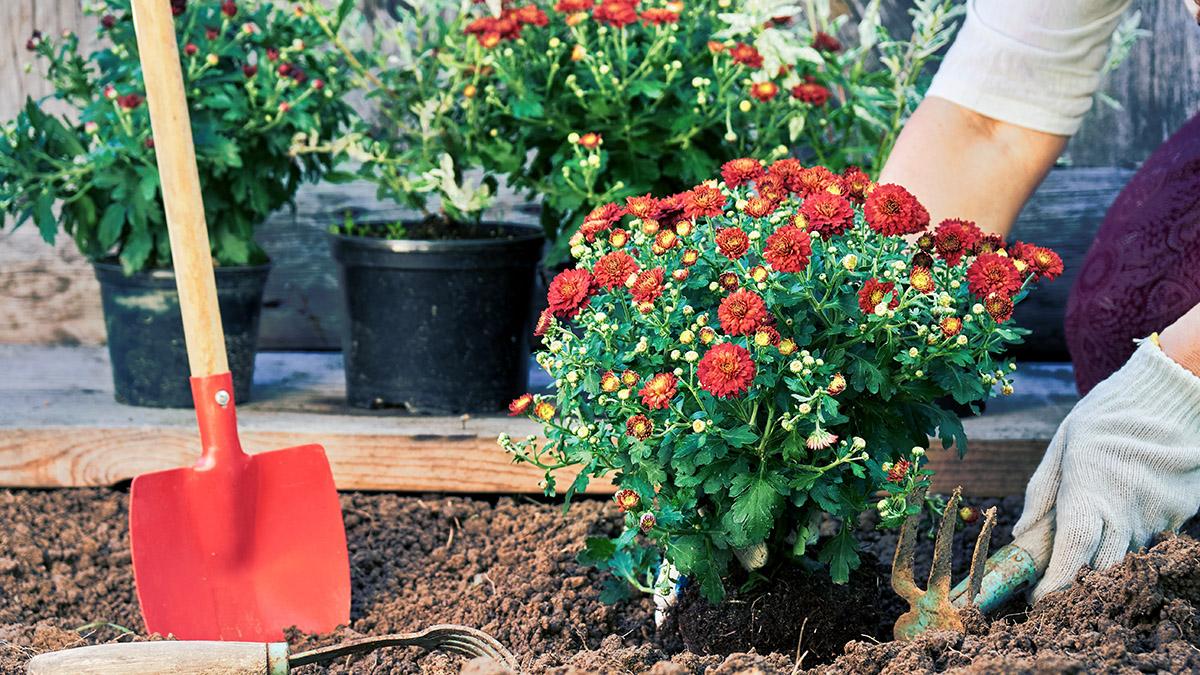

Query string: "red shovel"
[126, 0, 350, 641]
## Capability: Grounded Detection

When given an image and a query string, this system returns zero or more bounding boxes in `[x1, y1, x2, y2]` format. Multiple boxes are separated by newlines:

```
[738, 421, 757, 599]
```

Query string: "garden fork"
[26, 624, 518, 673]
[891, 486, 998, 641]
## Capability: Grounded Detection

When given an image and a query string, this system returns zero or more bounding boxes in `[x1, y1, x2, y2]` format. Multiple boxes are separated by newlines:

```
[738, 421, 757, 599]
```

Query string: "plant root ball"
[671, 556, 884, 666]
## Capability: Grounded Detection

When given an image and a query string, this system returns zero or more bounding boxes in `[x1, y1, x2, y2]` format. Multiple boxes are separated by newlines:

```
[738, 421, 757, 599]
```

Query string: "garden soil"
[1, 488, 1197, 674]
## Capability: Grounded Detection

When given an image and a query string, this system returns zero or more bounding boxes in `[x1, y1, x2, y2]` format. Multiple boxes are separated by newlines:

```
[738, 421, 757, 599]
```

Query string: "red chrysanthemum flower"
[640, 372, 678, 409]
[799, 192, 854, 238]
[730, 42, 763, 68]
[625, 194, 661, 221]
[682, 184, 727, 219]
[975, 233, 1006, 255]
[626, 414, 654, 439]
[742, 196, 777, 218]
[940, 316, 963, 337]
[763, 225, 812, 273]
[841, 166, 871, 204]
[715, 227, 751, 260]
[718, 271, 740, 291]
[887, 458, 911, 483]
[790, 81, 830, 106]
[546, 268, 594, 318]
[620, 370, 640, 387]
[593, 251, 640, 289]
[577, 132, 603, 149]
[755, 174, 789, 203]
[985, 292, 1014, 322]
[766, 158, 804, 193]
[750, 81, 779, 101]
[511, 4, 549, 25]
[967, 252, 1022, 298]
[827, 373, 847, 395]
[534, 400, 556, 420]
[858, 278, 899, 314]
[708, 40, 726, 53]
[1010, 242, 1064, 281]
[579, 202, 625, 241]
[795, 166, 842, 197]
[718, 290, 769, 335]
[720, 158, 765, 188]
[909, 266, 935, 293]
[680, 248, 700, 266]
[614, 488, 640, 512]
[653, 230, 678, 253]
[864, 183, 930, 236]
[933, 218, 983, 266]
[600, 370, 621, 392]
[555, 0, 594, 10]
[508, 393, 533, 416]
[593, 0, 638, 27]
[534, 309, 554, 336]
[697, 343, 756, 398]
[640, 7, 679, 24]
[117, 93, 145, 110]
[753, 325, 781, 347]
[812, 31, 842, 52]
[629, 267, 665, 304]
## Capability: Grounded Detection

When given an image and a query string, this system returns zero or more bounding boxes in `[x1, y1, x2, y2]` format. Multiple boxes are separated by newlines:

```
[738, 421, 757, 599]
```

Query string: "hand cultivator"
[26, 624, 518, 673]
[892, 487, 1055, 640]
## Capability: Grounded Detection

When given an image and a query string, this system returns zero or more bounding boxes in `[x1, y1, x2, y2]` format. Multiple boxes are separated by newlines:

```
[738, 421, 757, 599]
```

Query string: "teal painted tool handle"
[950, 512, 1055, 613]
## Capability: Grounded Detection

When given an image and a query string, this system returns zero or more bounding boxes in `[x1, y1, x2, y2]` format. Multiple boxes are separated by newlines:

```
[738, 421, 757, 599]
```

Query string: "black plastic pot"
[94, 262, 270, 408]
[330, 224, 544, 413]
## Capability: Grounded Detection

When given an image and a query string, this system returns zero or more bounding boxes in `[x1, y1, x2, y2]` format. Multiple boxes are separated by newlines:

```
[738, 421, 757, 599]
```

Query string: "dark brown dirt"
[0, 488, 1197, 674]
[674, 557, 884, 665]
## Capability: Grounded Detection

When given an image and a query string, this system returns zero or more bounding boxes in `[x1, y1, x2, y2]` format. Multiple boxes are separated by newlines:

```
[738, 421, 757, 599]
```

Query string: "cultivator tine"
[965, 506, 998, 606]
[890, 487, 924, 605]
[288, 624, 519, 669]
[892, 486, 968, 641]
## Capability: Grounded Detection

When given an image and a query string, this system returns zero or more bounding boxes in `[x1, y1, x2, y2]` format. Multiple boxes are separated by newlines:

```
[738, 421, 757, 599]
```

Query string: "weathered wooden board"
[0, 345, 1075, 495]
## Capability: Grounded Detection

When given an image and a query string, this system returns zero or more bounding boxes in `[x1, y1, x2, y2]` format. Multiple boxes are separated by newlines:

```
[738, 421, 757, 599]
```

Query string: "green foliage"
[445, 0, 961, 260]
[0, 0, 352, 273]
[501, 168, 1053, 602]
[296, 1, 493, 232]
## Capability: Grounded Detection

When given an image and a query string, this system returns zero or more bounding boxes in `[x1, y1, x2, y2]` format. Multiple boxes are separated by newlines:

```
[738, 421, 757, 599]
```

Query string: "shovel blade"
[129, 443, 350, 641]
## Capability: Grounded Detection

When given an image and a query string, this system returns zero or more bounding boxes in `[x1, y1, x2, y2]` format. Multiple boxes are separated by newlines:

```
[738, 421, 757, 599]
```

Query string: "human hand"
[1013, 338, 1200, 601]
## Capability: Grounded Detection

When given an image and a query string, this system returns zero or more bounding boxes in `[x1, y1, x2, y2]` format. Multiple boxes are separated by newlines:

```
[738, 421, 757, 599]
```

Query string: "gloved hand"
[1013, 337, 1200, 601]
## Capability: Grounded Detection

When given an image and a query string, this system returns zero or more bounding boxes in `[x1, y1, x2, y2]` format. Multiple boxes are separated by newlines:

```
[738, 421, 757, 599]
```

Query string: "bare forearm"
[878, 97, 1068, 236]
[1160, 303, 1200, 378]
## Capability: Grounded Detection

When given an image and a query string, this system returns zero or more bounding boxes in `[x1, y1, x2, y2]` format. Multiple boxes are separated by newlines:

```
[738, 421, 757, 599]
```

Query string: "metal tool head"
[891, 486, 997, 641]
[130, 374, 350, 641]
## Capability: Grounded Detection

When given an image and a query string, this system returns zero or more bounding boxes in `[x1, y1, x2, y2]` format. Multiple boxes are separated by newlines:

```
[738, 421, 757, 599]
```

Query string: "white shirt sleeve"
[926, 0, 1132, 136]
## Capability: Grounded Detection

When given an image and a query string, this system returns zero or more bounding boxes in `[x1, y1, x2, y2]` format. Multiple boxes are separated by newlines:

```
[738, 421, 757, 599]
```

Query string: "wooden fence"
[2, 1, 1198, 352]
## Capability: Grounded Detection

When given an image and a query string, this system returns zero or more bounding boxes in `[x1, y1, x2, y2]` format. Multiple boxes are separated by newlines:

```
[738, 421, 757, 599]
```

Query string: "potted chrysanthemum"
[1, 0, 351, 407]
[295, 2, 543, 413]
[501, 158, 1061, 658]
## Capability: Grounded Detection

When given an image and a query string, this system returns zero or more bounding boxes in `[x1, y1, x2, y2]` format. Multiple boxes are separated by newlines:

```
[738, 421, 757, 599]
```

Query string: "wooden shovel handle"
[130, 0, 228, 377]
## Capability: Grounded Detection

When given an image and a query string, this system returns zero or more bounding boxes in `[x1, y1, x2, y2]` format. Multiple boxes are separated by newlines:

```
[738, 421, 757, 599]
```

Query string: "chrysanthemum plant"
[449, 0, 962, 260]
[500, 159, 1062, 602]
[0, 0, 351, 273]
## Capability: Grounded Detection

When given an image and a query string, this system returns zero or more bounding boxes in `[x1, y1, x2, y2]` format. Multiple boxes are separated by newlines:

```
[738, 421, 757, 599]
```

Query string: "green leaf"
[721, 424, 759, 448]
[818, 525, 860, 584]
[511, 96, 544, 120]
[33, 193, 56, 243]
[848, 353, 886, 395]
[97, 203, 126, 248]
[577, 537, 616, 567]
[722, 473, 784, 546]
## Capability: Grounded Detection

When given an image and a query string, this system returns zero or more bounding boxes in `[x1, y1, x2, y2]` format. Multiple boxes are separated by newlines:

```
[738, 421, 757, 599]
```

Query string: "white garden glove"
[1013, 337, 1200, 601]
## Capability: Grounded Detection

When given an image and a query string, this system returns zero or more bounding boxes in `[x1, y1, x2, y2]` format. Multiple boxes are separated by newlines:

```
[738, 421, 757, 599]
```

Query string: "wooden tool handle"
[130, 0, 228, 377]
[25, 641, 289, 675]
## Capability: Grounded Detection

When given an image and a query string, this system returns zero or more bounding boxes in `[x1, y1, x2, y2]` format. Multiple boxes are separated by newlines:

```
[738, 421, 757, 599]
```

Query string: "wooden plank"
[1066, 0, 1200, 167]
[0, 346, 1072, 495]
[0, 426, 1045, 496]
